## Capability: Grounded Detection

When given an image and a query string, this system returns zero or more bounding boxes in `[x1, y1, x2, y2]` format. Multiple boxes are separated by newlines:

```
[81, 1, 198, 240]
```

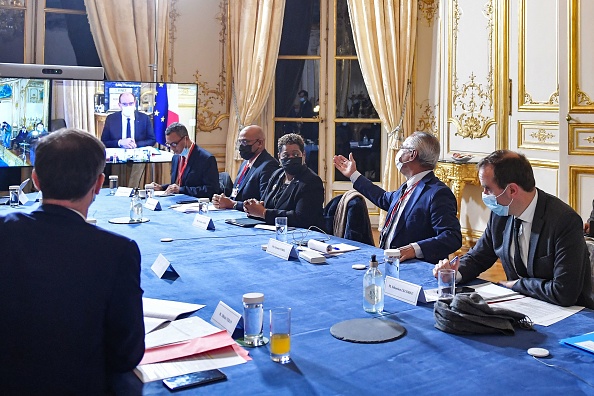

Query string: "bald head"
[238, 125, 266, 158]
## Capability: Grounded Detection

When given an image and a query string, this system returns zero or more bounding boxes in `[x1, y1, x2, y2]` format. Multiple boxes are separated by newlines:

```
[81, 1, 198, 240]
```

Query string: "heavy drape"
[61, 81, 96, 135]
[84, 0, 168, 81]
[225, 0, 285, 178]
[347, 0, 417, 226]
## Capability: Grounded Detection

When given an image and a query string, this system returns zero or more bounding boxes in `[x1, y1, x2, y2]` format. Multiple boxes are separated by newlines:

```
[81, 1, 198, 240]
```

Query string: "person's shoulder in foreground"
[0, 128, 144, 394]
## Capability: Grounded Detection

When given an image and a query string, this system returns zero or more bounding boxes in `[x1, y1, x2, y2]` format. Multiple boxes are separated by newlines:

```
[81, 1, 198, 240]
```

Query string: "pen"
[450, 256, 459, 266]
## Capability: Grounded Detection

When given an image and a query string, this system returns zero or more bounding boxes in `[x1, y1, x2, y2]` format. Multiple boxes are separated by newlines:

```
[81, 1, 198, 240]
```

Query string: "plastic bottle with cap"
[384, 248, 400, 279]
[363, 254, 384, 313]
[129, 188, 143, 222]
[243, 292, 265, 346]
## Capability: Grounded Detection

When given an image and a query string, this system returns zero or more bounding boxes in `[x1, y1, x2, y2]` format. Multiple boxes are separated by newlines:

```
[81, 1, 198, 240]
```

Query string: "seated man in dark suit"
[0, 128, 145, 394]
[584, 199, 594, 236]
[100, 92, 156, 148]
[243, 133, 324, 229]
[212, 125, 278, 211]
[434, 150, 594, 308]
[150, 122, 219, 198]
[334, 131, 462, 264]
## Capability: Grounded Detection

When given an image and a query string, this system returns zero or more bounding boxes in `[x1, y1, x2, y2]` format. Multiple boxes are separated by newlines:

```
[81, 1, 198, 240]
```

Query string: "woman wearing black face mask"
[243, 133, 324, 229]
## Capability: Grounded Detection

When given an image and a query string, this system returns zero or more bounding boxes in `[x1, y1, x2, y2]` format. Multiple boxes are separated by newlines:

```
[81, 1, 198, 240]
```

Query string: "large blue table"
[4, 192, 594, 395]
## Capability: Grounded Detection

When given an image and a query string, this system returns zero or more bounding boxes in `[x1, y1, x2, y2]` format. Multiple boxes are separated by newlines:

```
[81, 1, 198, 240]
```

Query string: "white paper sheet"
[142, 297, 204, 321]
[489, 296, 583, 326]
[145, 316, 221, 349]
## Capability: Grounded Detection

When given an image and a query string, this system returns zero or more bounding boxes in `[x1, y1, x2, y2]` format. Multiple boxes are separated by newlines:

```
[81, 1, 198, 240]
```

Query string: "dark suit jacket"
[163, 144, 220, 198]
[459, 188, 594, 308]
[0, 204, 145, 394]
[101, 110, 156, 148]
[234, 149, 278, 211]
[354, 171, 462, 263]
[262, 166, 324, 229]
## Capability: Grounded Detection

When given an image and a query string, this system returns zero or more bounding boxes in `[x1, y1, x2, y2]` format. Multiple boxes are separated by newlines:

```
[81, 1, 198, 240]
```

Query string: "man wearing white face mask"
[101, 92, 155, 149]
[334, 131, 461, 263]
[150, 122, 219, 197]
[434, 150, 594, 308]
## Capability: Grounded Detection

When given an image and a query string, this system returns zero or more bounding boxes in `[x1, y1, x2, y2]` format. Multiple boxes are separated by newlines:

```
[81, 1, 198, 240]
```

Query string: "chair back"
[586, 237, 594, 286]
[323, 191, 375, 246]
[50, 118, 66, 132]
[219, 172, 233, 196]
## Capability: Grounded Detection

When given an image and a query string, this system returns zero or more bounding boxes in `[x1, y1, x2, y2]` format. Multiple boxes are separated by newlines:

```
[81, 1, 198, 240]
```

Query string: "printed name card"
[384, 277, 428, 306]
[192, 213, 215, 230]
[144, 198, 162, 211]
[115, 187, 133, 197]
[266, 238, 298, 260]
[18, 189, 29, 205]
[210, 301, 241, 335]
[151, 253, 179, 278]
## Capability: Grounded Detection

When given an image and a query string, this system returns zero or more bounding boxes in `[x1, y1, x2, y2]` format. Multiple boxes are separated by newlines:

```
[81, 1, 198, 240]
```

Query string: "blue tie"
[126, 118, 131, 139]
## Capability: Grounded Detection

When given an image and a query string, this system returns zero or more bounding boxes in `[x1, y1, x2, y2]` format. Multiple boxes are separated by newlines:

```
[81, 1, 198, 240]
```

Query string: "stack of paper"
[142, 297, 205, 334]
[560, 331, 594, 355]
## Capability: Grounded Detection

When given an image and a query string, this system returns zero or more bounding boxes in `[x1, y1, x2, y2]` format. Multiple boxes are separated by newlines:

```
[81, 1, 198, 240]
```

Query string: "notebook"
[225, 217, 266, 228]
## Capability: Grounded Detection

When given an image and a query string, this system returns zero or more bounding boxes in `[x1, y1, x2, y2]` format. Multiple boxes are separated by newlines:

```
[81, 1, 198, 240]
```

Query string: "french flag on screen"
[154, 83, 180, 145]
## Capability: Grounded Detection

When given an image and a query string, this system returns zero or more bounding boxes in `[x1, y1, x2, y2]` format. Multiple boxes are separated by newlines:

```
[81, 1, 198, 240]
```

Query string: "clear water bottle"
[384, 248, 400, 279]
[243, 292, 264, 346]
[129, 189, 143, 222]
[363, 254, 384, 313]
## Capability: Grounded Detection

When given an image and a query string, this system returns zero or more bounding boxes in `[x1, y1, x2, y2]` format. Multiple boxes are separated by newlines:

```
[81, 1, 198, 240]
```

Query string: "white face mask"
[395, 149, 413, 171]
[121, 106, 135, 118]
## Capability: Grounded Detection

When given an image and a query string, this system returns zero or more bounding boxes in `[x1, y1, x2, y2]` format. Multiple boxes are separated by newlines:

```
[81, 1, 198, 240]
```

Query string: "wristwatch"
[232, 201, 238, 210]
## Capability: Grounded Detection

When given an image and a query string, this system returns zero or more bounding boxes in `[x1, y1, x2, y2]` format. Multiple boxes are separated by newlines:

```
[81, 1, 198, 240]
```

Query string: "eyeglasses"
[279, 152, 303, 160]
[166, 135, 186, 148]
[236, 138, 260, 146]
[120, 101, 135, 107]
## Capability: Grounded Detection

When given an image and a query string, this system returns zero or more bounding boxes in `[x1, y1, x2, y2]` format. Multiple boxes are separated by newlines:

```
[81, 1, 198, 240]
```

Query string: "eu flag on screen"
[153, 83, 168, 145]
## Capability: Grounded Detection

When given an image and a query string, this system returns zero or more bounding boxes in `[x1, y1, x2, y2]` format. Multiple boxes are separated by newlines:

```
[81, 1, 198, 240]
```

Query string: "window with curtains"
[0, 0, 100, 66]
[272, 0, 382, 184]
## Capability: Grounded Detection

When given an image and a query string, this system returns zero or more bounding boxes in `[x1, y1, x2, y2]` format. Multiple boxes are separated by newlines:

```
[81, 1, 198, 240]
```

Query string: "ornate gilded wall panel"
[569, 166, 594, 218]
[447, 0, 496, 153]
[568, 123, 594, 155]
[569, 0, 594, 113]
[517, 120, 558, 151]
[531, 159, 558, 196]
[518, 0, 558, 112]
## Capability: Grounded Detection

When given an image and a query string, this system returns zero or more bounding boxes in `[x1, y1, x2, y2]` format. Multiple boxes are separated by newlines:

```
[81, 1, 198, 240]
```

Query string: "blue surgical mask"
[300, 97, 306, 103]
[481, 185, 513, 217]
[180, 147, 190, 157]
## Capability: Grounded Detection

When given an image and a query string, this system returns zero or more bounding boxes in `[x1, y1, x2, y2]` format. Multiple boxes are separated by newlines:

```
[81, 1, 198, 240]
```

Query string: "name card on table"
[211, 301, 241, 335]
[192, 213, 215, 230]
[18, 190, 29, 205]
[144, 198, 162, 211]
[151, 253, 179, 278]
[115, 187, 133, 197]
[384, 276, 430, 306]
[266, 238, 298, 260]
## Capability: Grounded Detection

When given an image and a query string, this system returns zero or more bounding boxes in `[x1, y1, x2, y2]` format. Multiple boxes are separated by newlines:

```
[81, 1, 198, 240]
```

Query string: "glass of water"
[275, 217, 288, 243]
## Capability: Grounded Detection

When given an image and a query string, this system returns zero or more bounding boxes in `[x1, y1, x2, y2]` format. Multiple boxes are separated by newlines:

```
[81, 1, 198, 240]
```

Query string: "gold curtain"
[347, 0, 417, 225]
[61, 80, 96, 135]
[84, 0, 169, 81]
[225, 0, 285, 178]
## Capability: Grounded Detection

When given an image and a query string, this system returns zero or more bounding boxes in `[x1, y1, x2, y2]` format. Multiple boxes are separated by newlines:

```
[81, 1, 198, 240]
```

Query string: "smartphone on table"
[162, 369, 227, 391]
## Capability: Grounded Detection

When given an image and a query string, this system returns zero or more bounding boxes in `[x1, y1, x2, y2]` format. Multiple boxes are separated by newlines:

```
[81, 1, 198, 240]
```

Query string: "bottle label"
[365, 284, 382, 305]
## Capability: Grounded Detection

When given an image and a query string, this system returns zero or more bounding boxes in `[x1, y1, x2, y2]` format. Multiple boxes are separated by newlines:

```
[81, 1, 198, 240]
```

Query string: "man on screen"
[101, 92, 156, 148]
[0, 128, 145, 393]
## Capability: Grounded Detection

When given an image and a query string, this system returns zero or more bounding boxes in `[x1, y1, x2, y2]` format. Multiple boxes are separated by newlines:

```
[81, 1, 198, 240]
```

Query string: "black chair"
[219, 172, 233, 196]
[50, 119, 66, 132]
[323, 192, 375, 246]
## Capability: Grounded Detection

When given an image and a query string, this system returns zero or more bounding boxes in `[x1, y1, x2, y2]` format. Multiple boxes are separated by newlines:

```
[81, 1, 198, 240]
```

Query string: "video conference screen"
[0, 78, 198, 167]
[0, 78, 51, 167]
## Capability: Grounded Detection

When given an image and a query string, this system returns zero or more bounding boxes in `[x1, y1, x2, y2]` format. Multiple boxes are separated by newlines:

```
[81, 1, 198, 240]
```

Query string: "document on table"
[145, 316, 221, 349]
[142, 297, 205, 334]
[327, 243, 360, 254]
[135, 344, 251, 383]
[470, 282, 522, 302]
[489, 296, 583, 326]
[560, 331, 594, 355]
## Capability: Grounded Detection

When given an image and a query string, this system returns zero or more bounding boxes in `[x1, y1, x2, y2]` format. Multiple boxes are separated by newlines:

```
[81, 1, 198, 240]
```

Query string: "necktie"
[513, 218, 528, 277]
[176, 156, 186, 185]
[236, 163, 250, 188]
[126, 118, 131, 139]
[379, 183, 408, 249]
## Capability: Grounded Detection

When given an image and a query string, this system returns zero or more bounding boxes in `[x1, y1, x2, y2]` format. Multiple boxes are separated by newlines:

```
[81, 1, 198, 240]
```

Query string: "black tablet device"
[225, 217, 266, 227]
[162, 369, 227, 391]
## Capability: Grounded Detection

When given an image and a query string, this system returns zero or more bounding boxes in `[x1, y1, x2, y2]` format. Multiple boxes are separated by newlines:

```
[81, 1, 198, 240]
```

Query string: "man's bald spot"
[242, 125, 265, 141]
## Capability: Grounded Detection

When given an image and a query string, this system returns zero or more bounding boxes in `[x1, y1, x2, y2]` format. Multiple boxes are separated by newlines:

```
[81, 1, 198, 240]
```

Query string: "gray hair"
[404, 131, 440, 169]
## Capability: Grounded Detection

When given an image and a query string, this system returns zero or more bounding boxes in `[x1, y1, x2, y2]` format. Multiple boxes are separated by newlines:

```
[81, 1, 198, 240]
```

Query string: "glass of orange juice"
[269, 307, 291, 363]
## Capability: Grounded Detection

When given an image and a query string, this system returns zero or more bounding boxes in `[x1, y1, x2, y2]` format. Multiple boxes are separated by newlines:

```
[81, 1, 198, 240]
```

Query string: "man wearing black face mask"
[213, 125, 278, 211]
[243, 133, 324, 229]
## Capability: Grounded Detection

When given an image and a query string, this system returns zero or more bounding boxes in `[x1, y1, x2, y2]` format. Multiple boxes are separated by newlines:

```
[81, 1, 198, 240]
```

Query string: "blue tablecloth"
[4, 191, 594, 395]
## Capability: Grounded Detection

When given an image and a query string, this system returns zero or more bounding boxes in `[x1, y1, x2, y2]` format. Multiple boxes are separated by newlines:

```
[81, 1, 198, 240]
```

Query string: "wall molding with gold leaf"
[517, 120, 558, 151]
[569, 165, 594, 216]
[568, 123, 594, 155]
